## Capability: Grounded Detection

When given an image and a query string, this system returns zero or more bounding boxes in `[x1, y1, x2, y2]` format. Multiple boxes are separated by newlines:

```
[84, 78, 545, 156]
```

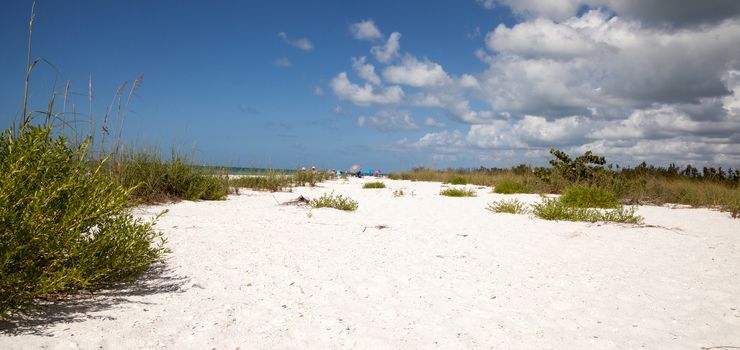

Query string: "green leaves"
[0, 125, 167, 318]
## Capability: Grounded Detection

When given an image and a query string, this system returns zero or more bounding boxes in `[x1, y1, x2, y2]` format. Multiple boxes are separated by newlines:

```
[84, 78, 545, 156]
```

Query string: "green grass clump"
[0, 125, 168, 318]
[448, 175, 467, 185]
[310, 193, 358, 211]
[493, 180, 532, 194]
[559, 185, 619, 208]
[487, 199, 529, 214]
[109, 150, 229, 203]
[363, 182, 386, 189]
[532, 197, 643, 224]
[230, 170, 292, 192]
[440, 187, 477, 197]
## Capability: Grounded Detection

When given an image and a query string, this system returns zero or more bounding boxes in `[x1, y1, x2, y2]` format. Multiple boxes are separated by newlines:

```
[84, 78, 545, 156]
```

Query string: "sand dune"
[2, 178, 739, 349]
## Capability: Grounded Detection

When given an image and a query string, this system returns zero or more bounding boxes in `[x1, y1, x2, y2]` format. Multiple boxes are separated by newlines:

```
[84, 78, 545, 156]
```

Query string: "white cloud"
[424, 117, 446, 128]
[278, 32, 313, 51]
[371, 32, 401, 63]
[350, 20, 383, 40]
[486, 16, 611, 59]
[313, 86, 324, 96]
[330, 72, 404, 105]
[273, 57, 291, 67]
[382, 56, 452, 88]
[357, 110, 418, 131]
[331, 7, 740, 166]
[351, 56, 381, 85]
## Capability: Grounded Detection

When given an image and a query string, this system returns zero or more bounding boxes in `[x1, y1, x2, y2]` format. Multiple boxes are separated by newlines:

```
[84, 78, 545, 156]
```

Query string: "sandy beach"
[2, 177, 739, 349]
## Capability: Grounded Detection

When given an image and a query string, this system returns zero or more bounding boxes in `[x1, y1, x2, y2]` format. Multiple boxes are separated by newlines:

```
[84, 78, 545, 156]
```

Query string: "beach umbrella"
[350, 164, 361, 172]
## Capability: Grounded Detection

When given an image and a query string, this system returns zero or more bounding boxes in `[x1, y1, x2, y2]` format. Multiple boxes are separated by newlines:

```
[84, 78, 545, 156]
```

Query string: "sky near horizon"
[1, 0, 739, 171]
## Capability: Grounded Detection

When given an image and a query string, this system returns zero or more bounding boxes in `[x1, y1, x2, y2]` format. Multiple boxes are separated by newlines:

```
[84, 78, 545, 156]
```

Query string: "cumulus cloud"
[357, 110, 418, 131]
[278, 32, 313, 51]
[480, 0, 740, 27]
[382, 56, 452, 88]
[371, 32, 402, 63]
[330, 6, 740, 166]
[351, 56, 381, 85]
[330, 72, 404, 105]
[424, 117, 446, 128]
[350, 19, 383, 40]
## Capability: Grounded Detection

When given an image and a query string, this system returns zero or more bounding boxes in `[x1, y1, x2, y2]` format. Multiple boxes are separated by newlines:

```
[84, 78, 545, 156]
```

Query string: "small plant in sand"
[559, 185, 619, 208]
[532, 197, 643, 224]
[363, 182, 386, 189]
[310, 192, 358, 211]
[448, 175, 468, 185]
[440, 187, 476, 197]
[487, 199, 529, 214]
[493, 180, 532, 194]
[393, 188, 406, 197]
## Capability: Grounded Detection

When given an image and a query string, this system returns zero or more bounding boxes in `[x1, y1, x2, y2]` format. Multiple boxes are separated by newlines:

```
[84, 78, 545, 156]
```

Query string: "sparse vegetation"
[109, 149, 229, 203]
[230, 169, 335, 192]
[363, 182, 386, 189]
[559, 185, 619, 209]
[393, 189, 406, 197]
[487, 199, 529, 214]
[532, 197, 643, 224]
[389, 149, 740, 218]
[448, 175, 467, 185]
[440, 188, 477, 197]
[493, 180, 532, 194]
[310, 193, 358, 211]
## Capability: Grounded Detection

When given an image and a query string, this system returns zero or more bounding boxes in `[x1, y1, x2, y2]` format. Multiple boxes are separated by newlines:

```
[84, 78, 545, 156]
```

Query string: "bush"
[310, 193, 358, 211]
[559, 185, 619, 208]
[440, 188, 476, 197]
[532, 197, 642, 224]
[493, 180, 532, 194]
[487, 199, 529, 214]
[0, 126, 167, 318]
[363, 182, 386, 189]
[448, 175, 468, 185]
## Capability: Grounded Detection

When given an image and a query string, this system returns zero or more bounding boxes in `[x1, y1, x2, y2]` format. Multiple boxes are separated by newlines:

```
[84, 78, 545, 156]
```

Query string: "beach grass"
[363, 182, 386, 189]
[487, 199, 529, 214]
[559, 185, 619, 208]
[310, 193, 358, 211]
[390, 149, 740, 218]
[532, 197, 643, 224]
[440, 187, 477, 197]
[493, 180, 532, 194]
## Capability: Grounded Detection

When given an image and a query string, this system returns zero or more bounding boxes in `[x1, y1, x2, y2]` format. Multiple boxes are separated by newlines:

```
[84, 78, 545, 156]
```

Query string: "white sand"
[2, 178, 739, 349]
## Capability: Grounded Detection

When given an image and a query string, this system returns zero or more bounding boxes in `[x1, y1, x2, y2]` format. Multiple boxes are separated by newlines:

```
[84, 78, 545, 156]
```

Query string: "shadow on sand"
[0, 263, 187, 336]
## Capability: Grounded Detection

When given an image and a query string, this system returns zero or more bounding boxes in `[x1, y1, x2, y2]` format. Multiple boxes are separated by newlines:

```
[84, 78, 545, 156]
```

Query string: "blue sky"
[2, 0, 739, 171]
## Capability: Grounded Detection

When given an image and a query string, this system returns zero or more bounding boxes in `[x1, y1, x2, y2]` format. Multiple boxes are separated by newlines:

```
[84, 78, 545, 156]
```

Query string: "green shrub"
[559, 185, 619, 208]
[0, 126, 167, 318]
[493, 180, 532, 194]
[310, 193, 358, 211]
[448, 175, 467, 185]
[487, 199, 529, 214]
[363, 182, 386, 189]
[440, 188, 476, 197]
[532, 197, 642, 224]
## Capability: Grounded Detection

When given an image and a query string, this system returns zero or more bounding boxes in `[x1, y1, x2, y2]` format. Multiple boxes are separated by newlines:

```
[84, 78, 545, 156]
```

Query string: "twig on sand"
[362, 224, 389, 232]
